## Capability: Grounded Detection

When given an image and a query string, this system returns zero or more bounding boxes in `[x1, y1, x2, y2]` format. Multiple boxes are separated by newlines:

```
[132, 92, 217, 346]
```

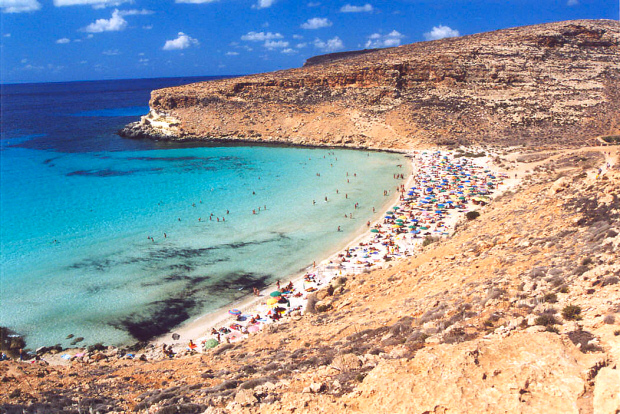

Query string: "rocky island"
[2, 19, 620, 414]
[120, 19, 620, 149]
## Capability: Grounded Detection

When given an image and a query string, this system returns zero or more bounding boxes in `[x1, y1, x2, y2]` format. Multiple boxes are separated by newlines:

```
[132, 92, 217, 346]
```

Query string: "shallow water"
[1, 78, 408, 348]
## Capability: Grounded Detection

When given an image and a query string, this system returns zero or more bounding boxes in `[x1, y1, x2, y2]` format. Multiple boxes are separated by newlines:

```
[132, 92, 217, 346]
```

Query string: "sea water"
[0, 78, 408, 349]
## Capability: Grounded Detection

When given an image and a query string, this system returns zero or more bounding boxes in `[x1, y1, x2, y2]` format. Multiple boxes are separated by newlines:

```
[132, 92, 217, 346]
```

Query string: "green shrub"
[466, 211, 481, 221]
[543, 293, 558, 303]
[562, 305, 582, 320]
[535, 314, 559, 326]
[422, 236, 441, 247]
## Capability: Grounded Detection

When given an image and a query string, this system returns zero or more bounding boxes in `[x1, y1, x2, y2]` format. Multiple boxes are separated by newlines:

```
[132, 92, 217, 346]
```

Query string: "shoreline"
[151, 148, 507, 354]
[151, 153, 414, 348]
[11, 146, 510, 364]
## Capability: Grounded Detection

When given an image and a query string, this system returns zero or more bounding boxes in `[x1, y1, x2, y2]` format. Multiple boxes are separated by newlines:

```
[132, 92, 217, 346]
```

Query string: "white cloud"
[567, 0, 578, 5]
[143, 25, 153, 30]
[102, 48, 120, 55]
[241, 31, 283, 41]
[301, 17, 332, 29]
[264, 39, 289, 50]
[175, 0, 218, 3]
[56, 37, 71, 44]
[340, 3, 372, 13]
[365, 30, 404, 48]
[423, 25, 459, 41]
[307, 1, 320, 6]
[313, 36, 344, 52]
[253, 0, 274, 9]
[292, 34, 303, 39]
[163, 32, 199, 50]
[3, 33, 11, 37]
[1, 0, 41, 13]
[226, 51, 239, 56]
[118, 8, 153, 16]
[281, 48, 297, 54]
[296, 42, 307, 48]
[81, 9, 127, 32]
[22, 62, 65, 71]
[53, 0, 131, 8]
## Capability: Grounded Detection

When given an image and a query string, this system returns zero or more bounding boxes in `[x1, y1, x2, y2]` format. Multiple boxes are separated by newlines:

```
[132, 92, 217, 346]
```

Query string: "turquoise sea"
[0, 77, 408, 349]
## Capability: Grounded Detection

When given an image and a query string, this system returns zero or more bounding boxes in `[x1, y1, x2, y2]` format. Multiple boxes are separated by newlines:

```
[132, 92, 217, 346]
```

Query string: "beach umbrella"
[370, 229, 380, 233]
[270, 291, 282, 297]
[393, 206, 400, 210]
[203, 338, 219, 349]
[266, 297, 279, 306]
[392, 224, 403, 228]
[228, 309, 241, 316]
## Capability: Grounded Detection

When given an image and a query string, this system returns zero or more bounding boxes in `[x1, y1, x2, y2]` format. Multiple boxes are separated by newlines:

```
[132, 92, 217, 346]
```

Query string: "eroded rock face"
[351, 332, 600, 413]
[121, 20, 620, 149]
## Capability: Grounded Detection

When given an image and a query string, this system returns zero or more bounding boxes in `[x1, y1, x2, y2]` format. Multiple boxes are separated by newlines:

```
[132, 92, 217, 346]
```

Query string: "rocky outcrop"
[352, 332, 601, 413]
[120, 110, 182, 140]
[120, 20, 620, 149]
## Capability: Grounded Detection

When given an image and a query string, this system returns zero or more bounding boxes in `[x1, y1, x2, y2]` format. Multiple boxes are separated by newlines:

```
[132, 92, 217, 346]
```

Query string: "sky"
[1, 0, 618, 84]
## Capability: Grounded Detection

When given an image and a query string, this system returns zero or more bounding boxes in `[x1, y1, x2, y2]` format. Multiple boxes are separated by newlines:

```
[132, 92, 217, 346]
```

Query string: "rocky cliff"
[120, 19, 620, 149]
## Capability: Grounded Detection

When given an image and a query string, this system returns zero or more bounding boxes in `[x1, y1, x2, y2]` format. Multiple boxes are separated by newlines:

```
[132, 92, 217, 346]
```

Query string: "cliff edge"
[120, 19, 620, 149]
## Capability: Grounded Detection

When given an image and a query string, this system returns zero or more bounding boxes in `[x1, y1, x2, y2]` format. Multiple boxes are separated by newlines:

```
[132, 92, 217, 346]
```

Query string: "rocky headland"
[120, 19, 620, 149]
[2, 19, 620, 414]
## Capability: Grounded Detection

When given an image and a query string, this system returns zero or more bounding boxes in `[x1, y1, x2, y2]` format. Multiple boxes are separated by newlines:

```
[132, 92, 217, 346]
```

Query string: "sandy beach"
[154, 148, 508, 355]
[152, 155, 414, 349]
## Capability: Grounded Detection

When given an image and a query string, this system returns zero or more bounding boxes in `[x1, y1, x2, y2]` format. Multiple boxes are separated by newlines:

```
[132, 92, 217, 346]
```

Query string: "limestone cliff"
[120, 19, 620, 149]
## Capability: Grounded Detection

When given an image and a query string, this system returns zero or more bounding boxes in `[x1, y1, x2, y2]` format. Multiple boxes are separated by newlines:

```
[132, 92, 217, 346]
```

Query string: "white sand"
[154, 149, 509, 353]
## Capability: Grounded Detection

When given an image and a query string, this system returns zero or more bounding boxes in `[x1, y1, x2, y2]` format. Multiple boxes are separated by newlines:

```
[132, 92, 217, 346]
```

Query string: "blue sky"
[1, 0, 617, 84]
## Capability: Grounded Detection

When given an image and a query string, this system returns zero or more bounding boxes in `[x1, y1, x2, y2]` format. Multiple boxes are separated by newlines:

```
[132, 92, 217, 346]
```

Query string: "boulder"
[350, 332, 600, 413]
[593, 366, 620, 414]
